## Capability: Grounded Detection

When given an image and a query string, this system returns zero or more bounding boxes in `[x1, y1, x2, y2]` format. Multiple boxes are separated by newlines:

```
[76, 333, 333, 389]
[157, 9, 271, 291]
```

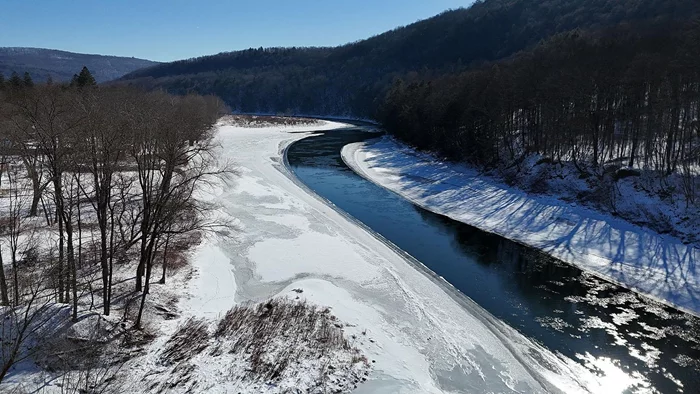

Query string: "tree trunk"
[159, 235, 170, 284]
[135, 253, 154, 328]
[0, 247, 9, 306]
[135, 225, 161, 328]
[41, 196, 51, 226]
[65, 220, 78, 322]
[135, 210, 150, 292]
[107, 203, 116, 315]
[99, 199, 110, 315]
[77, 195, 83, 270]
[136, 252, 145, 292]
[11, 246, 19, 307]
[57, 205, 65, 304]
[23, 160, 42, 218]
[98, 213, 109, 314]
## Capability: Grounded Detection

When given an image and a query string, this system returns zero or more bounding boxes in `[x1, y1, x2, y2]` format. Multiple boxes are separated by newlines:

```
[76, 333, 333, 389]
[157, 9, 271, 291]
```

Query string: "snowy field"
[113, 119, 632, 393]
[342, 136, 700, 318]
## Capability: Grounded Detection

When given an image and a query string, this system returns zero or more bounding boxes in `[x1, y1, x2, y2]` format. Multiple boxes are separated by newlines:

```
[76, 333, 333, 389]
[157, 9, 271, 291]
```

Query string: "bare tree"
[130, 93, 225, 328]
[5, 164, 36, 306]
[4, 85, 80, 303]
[1, 88, 51, 218]
[0, 250, 9, 307]
[0, 81, 231, 389]
[60, 171, 80, 321]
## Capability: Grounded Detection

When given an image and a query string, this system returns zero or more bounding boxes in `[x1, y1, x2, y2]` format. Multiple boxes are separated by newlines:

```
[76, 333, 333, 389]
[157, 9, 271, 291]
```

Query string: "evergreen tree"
[74, 66, 97, 87]
[0, 73, 5, 90]
[23, 72, 33, 88]
[8, 71, 23, 89]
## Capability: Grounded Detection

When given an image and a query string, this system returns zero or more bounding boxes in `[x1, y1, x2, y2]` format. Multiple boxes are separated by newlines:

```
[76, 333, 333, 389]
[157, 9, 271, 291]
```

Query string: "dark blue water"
[287, 128, 700, 394]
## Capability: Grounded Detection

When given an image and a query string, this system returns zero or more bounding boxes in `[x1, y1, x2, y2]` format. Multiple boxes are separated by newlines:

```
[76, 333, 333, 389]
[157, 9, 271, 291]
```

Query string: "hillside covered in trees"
[0, 47, 158, 83]
[382, 21, 700, 171]
[119, 0, 700, 116]
[119, 0, 700, 239]
[379, 18, 700, 238]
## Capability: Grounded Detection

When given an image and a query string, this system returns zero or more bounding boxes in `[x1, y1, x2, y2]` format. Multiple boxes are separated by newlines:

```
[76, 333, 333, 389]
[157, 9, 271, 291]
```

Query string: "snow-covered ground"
[110, 119, 638, 393]
[1, 118, 663, 393]
[342, 136, 700, 319]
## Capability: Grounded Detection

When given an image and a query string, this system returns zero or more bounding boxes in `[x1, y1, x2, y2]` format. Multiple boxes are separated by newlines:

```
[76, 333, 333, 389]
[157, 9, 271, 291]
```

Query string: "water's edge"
[279, 130, 569, 393]
[341, 137, 700, 320]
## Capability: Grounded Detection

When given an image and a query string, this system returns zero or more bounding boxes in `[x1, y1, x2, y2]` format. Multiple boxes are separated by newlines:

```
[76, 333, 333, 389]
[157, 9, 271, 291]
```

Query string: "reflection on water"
[287, 129, 700, 393]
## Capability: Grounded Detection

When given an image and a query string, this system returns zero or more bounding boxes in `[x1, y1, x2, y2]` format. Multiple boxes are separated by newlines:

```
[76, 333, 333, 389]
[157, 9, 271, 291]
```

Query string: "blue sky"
[0, 1, 472, 62]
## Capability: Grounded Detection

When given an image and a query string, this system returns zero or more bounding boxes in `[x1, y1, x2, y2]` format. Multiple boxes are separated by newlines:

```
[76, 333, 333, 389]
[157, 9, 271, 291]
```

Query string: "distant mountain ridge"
[0, 47, 158, 83]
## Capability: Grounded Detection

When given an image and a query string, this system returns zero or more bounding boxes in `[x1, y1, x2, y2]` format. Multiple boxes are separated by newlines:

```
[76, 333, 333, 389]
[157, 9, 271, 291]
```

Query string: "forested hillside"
[120, 0, 700, 116]
[380, 18, 700, 240]
[118, 0, 700, 237]
[0, 47, 158, 83]
[381, 22, 700, 172]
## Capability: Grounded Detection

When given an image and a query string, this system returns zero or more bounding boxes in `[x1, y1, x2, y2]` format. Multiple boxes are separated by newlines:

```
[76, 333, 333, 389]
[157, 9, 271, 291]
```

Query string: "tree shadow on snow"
[362, 143, 700, 313]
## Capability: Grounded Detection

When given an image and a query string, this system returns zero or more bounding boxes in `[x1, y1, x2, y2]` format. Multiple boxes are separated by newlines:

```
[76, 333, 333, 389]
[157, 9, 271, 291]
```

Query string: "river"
[286, 127, 700, 393]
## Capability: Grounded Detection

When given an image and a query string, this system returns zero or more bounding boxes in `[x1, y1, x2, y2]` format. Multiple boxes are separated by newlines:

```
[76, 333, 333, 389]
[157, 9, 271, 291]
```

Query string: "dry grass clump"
[150, 298, 370, 392]
[159, 318, 210, 366]
[213, 297, 355, 381]
[163, 232, 203, 273]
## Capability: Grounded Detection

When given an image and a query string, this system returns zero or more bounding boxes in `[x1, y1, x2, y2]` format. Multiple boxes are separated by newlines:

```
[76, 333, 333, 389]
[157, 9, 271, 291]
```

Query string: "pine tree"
[0, 73, 5, 90]
[74, 66, 97, 87]
[23, 72, 34, 88]
[8, 71, 22, 89]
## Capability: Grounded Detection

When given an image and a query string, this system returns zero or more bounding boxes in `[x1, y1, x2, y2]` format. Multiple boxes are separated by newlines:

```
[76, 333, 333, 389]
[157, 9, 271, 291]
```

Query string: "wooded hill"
[382, 21, 700, 178]
[119, 0, 700, 117]
[0, 47, 158, 83]
[118, 0, 700, 221]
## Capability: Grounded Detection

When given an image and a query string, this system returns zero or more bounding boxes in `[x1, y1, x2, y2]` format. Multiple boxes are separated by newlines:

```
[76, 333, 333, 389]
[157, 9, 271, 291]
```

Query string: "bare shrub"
[57, 364, 121, 394]
[500, 167, 519, 186]
[157, 232, 202, 275]
[159, 318, 210, 366]
[39, 314, 122, 371]
[40, 316, 125, 394]
[213, 298, 359, 382]
[0, 291, 56, 382]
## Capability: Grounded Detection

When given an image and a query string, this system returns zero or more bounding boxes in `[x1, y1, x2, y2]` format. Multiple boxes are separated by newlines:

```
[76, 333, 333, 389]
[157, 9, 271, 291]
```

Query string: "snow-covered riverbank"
[4, 119, 655, 393]
[123, 119, 631, 393]
[342, 136, 700, 318]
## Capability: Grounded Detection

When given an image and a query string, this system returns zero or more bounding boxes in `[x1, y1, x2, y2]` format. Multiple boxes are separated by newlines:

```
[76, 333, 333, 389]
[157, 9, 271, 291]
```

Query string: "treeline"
[0, 69, 224, 381]
[380, 20, 700, 203]
[118, 0, 700, 117]
[119, 47, 382, 116]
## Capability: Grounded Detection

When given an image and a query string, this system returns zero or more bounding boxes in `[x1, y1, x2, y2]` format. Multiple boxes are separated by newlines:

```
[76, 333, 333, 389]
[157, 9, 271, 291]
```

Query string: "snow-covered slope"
[118, 119, 630, 393]
[342, 136, 700, 318]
